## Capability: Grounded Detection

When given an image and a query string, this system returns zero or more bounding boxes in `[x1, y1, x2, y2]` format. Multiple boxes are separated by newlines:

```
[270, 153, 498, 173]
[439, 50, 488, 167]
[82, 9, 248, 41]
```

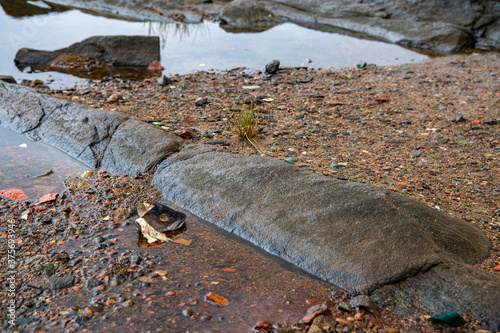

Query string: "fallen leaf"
[0, 188, 28, 201]
[172, 238, 192, 246]
[1, 232, 8, 238]
[494, 265, 500, 272]
[222, 268, 236, 272]
[336, 318, 354, 327]
[37, 193, 58, 204]
[205, 292, 229, 306]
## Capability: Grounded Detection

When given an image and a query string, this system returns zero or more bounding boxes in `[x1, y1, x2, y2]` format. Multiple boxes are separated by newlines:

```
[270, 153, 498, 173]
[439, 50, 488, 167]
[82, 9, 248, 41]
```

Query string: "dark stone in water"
[137, 202, 186, 233]
[15, 35, 160, 67]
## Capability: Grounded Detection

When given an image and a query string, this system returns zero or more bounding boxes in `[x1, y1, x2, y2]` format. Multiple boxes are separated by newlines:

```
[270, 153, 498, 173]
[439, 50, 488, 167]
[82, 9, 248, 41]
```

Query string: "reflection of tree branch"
[144, 21, 211, 48]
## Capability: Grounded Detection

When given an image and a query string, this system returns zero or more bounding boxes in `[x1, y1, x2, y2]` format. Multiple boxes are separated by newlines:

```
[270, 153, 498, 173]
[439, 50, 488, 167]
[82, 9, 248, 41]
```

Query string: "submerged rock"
[15, 35, 160, 67]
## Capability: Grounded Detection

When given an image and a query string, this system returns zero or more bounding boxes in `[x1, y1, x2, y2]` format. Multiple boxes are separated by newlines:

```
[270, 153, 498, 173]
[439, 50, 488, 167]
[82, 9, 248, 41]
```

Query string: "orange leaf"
[205, 292, 229, 306]
[494, 265, 500, 272]
[37, 193, 58, 204]
[336, 318, 354, 327]
[0, 188, 28, 201]
[1, 232, 8, 238]
[172, 238, 192, 246]
[222, 268, 236, 272]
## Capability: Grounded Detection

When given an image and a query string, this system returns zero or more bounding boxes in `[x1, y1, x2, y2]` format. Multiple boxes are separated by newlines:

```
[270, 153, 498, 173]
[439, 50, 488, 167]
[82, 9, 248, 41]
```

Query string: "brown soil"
[9, 52, 499, 332]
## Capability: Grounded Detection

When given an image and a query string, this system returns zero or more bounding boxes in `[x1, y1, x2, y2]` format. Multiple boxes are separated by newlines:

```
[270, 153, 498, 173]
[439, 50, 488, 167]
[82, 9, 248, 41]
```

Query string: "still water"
[0, 1, 429, 88]
[0, 126, 87, 200]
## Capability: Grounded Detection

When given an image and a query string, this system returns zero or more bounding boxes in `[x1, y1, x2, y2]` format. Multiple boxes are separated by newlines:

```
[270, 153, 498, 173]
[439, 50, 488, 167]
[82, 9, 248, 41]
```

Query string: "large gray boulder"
[153, 144, 491, 292]
[15, 35, 160, 67]
[0, 83, 184, 175]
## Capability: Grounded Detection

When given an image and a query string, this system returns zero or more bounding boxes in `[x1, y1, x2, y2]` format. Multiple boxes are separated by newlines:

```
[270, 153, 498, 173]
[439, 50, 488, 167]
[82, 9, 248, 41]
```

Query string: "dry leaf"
[205, 292, 229, 306]
[172, 238, 192, 246]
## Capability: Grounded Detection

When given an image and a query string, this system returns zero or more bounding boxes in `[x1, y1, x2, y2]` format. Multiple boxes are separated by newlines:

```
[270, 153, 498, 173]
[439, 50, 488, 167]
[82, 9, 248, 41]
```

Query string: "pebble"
[455, 116, 467, 123]
[349, 295, 381, 317]
[182, 308, 194, 318]
[265, 59, 280, 74]
[413, 150, 422, 157]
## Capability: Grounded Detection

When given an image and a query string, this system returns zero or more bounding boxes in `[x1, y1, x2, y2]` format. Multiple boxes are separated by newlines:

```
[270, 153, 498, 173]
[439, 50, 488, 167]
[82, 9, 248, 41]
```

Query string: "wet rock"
[373, 262, 500, 331]
[154, 144, 491, 294]
[309, 315, 337, 333]
[338, 302, 353, 312]
[0, 75, 16, 84]
[300, 303, 328, 324]
[455, 116, 467, 123]
[15, 36, 160, 67]
[265, 60, 280, 74]
[484, 119, 497, 125]
[64, 177, 93, 192]
[349, 295, 381, 317]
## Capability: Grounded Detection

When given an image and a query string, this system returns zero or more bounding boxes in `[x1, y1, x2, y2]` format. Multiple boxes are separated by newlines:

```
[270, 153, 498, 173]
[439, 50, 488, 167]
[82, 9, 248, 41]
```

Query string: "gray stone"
[265, 59, 280, 74]
[153, 144, 491, 293]
[372, 262, 500, 331]
[26, 103, 128, 168]
[0, 75, 16, 84]
[0, 83, 182, 175]
[15, 35, 160, 67]
[0, 82, 65, 133]
[101, 119, 184, 176]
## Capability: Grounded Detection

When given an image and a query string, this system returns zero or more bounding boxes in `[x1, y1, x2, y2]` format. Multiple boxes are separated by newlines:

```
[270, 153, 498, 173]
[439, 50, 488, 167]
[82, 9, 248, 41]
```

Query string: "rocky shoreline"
[1, 52, 499, 332]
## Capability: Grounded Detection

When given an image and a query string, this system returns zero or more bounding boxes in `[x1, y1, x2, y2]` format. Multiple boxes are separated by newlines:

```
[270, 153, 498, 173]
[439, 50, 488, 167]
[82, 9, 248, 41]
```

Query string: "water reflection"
[0, 1, 429, 88]
[0, 126, 87, 200]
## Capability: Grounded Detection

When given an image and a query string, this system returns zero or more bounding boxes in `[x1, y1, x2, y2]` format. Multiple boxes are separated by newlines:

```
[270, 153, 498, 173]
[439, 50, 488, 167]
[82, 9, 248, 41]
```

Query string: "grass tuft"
[230, 101, 258, 139]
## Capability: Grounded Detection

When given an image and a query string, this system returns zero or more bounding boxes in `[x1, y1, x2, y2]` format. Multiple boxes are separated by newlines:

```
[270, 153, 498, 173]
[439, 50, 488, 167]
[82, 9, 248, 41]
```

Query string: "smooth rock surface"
[101, 119, 184, 176]
[153, 144, 491, 292]
[0, 83, 183, 174]
[373, 262, 500, 331]
[15, 35, 160, 67]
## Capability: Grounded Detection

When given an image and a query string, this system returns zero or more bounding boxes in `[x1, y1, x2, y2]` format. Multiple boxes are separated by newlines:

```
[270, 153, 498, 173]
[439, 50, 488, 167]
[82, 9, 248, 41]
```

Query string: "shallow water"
[0, 1, 429, 88]
[0, 126, 87, 200]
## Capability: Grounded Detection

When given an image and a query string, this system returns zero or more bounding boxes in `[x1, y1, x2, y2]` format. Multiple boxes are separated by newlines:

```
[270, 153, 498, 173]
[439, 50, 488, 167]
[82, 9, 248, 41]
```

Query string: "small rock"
[484, 119, 497, 125]
[413, 150, 422, 157]
[195, 97, 209, 106]
[349, 295, 381, 317]
[284, 157, 298, 164]
[0, 75, 17, 84]
[455, 116, 467, 123]
[300, 303, 328, 324]
[157, 75, 173, 86]
[182, 308, 194, 318]
[343, 115, 359, 120]
[265, 59, 280, 74]
[309, 315, 337, 333]
[107, 94, 119, 103]
[338, 302, 353, 312]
